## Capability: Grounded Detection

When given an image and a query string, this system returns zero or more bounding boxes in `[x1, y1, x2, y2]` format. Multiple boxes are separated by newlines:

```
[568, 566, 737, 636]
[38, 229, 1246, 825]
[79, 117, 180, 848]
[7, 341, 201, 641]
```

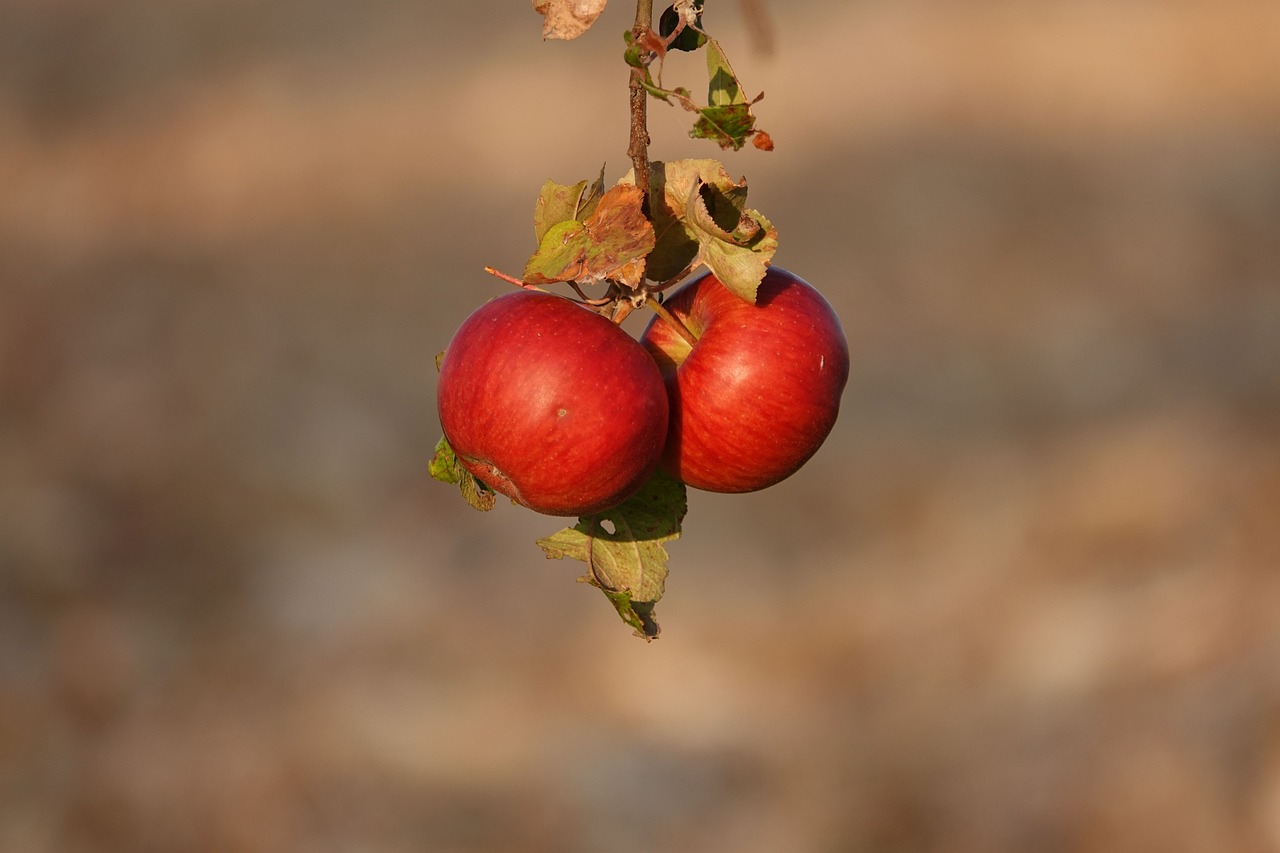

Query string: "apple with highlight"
[640, 268, 849, 493]
[437, 291, 669, 516]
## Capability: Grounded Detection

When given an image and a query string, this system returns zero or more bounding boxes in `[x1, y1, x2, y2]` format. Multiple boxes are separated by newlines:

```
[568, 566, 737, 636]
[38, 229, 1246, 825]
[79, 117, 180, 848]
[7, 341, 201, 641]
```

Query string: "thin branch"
[628, 0, 654, 216]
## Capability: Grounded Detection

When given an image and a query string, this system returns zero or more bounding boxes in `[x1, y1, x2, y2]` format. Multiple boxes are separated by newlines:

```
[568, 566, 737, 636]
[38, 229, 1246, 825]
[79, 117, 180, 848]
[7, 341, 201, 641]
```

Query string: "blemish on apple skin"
[558, 408, 569, 418]
[820, 356, 825, 370]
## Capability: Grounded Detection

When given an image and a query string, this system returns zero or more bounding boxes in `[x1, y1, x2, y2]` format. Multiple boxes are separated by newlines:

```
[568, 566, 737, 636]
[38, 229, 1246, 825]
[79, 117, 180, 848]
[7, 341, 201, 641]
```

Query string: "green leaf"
[692, 102, 758, 150]
[430, 435, 496, 512]
[706, 38, 743, 106]
[629, 24, 774, 155]
[697, 37, 769, 150]
[623, 30, 664, 95]
[623, 31, 647, 68]
[428, 434, 461, 484]
[537, 471, 687, 640]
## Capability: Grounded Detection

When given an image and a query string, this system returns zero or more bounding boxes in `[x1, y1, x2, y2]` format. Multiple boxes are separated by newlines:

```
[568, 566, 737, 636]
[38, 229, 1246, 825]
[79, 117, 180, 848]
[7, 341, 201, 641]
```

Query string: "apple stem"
[611, 299, 636, 325]
[647, 296, 698, 346]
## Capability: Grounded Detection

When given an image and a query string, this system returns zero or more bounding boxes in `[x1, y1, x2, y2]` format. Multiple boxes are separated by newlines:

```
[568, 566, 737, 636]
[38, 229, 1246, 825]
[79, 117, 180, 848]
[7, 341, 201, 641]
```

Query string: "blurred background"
[2, 0, 1279, 850]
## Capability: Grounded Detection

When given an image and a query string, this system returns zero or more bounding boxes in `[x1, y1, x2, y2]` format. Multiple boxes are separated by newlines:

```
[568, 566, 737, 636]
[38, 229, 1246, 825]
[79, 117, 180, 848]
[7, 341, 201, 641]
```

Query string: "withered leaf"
[751, 129, 775, 151]
[524, 183, 655, 287]
[582, 184, 654, 288]
[533, 0, 608, 41]
[533, 179, 589, 245]
[620, 159, 777, 298]
[532, 167, 608, 244]
[429, 436, 496, 512]
[692, 102, 760, 150]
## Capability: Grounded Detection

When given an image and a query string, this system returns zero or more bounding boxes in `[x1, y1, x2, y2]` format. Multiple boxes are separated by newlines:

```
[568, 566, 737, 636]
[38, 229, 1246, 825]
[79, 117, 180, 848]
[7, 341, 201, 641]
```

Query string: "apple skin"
[639, 268, 849, 493]
[437, 290, 669, 516]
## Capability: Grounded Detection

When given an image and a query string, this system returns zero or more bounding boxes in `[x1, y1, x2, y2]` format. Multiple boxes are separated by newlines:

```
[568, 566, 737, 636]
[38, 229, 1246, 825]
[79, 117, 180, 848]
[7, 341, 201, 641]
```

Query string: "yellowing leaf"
[685, 183, 777, 302]
[631, 26, 772, 152]
[523, 183, 655, 287]
[611, 256, 647, 290]
[524, 219, 590, 284]
[623, 159, 721, 282]
[532, 168, 607, 244]
[533, 0, 608, 41]
[706, 38, 744, 106]
[619, 159, 777, 298]
[533, 179, 589, 244]
[429, 436, 496, 512]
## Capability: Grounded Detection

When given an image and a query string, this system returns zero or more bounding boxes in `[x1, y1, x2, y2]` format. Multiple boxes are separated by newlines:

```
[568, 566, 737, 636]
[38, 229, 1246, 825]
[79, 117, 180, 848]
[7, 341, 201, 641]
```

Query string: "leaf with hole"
[536, 471, 687, 639]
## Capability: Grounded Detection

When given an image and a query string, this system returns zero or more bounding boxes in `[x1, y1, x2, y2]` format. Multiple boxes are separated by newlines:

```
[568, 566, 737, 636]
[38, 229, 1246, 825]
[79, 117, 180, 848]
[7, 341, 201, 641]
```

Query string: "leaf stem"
[628, 0, 654, 217]
[483, 266, 543, 291]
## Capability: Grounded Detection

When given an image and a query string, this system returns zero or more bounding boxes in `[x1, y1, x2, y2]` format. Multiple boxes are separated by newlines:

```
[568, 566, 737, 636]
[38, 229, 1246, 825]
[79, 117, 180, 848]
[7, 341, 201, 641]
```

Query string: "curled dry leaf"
[620, 159, 777, 300]
[533, 0, 609, 41]
[751, 129, 775, 151]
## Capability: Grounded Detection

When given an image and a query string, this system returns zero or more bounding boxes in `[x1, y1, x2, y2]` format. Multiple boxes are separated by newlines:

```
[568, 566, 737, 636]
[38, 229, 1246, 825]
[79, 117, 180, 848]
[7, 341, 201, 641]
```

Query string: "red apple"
[437, 290, 669, 516]
[639, 268, 849, 493]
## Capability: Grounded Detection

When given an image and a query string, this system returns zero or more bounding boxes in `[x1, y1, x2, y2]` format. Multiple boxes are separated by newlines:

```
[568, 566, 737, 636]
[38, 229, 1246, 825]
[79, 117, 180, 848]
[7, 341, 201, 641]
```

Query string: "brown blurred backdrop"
[3, 1, 1280, 851]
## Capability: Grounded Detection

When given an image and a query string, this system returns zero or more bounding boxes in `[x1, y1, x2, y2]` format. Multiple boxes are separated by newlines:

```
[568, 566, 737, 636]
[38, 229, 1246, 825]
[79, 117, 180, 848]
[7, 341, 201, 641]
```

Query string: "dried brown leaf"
[751, 129, 775, 151]
[533, 0, 608, 41]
